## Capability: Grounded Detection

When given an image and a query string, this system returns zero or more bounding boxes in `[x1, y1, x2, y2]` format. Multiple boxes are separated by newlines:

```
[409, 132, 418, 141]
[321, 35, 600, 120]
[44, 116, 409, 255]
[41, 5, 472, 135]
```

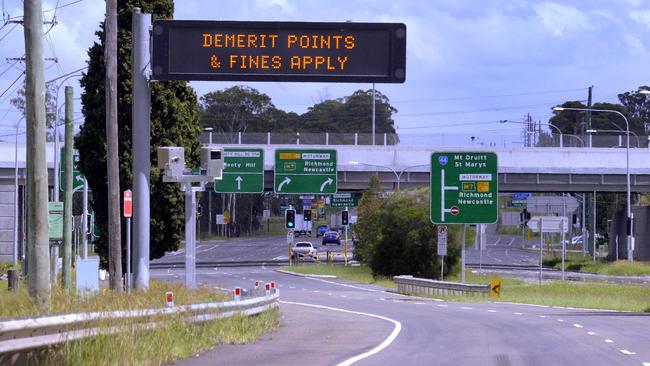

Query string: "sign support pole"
[562, 194, 566, 281]
[82, 178, 88, 259]
[461, 224, 466, 283]
[132, 8, 151, 290]
[440, 256, 444, 281]
[539, 217, 543, 285]
[126, 217, 131, 292]
[183, 182, 197, 289]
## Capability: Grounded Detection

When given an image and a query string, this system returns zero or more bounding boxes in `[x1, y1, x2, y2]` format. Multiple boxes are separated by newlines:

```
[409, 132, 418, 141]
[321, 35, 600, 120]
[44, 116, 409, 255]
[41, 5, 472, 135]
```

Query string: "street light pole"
[554, 106, 633, 262]
[349, 161, 428, 191]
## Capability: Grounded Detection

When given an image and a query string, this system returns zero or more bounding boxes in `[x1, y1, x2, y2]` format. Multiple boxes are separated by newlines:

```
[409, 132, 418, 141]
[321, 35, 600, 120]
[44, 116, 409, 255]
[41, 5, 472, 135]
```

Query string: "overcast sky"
[1, 0, 649, 142]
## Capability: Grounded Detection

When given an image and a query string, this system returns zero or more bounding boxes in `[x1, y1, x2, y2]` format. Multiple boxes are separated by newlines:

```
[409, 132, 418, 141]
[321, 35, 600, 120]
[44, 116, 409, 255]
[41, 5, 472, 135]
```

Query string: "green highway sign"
[430, 152, 498, 224]
[60, 148, 85, 191]
[214, 148, 264, 193]
[48, 201, 64, 240]
[274, 149, 337, 194]
[330, 192, 359, 208]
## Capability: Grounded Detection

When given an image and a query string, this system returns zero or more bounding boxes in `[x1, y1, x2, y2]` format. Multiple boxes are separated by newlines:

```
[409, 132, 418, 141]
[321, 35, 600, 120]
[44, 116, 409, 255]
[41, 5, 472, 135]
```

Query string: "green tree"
[75, 0, 201, 266]
[10, 82, 58, 141]
[354, 174, 382, 262]
[357, 188, 461, 278]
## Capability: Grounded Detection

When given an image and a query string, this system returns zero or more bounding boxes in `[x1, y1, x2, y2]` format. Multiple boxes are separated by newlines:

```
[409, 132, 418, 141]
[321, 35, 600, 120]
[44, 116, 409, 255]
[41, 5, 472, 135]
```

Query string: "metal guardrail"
[0, 290, 279, 364]
[393, 275, 489, 297]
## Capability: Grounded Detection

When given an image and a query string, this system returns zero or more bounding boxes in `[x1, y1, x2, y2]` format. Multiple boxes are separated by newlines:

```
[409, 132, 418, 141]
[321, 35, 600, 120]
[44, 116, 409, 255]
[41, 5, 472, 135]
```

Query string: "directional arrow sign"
[274, 149, 337, 194]
[214, 148, 264, 193]
[430, 152, 498, 224]
[60, 147, 85, 191]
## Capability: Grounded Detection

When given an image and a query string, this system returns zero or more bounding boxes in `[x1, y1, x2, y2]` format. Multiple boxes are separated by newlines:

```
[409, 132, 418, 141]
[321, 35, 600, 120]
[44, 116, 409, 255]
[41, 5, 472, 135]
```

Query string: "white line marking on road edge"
[557, 319, 564, 322]
[437, 304, 448, 308]
[488, 310, 497, 313]
[280, 300, 401, 366]
[539, 315, 546, 318]
[573, 324, 583, 328]
[642, 362, 650, 366]
[514, 312, 523, 315]
[311, 278, 382, 292]
[620, 350, 636, 355]
[587, 332, 595, 335]
[461, 306, 473, 310]
[605, 339, 614, 343]
[412, 302, 425, 305]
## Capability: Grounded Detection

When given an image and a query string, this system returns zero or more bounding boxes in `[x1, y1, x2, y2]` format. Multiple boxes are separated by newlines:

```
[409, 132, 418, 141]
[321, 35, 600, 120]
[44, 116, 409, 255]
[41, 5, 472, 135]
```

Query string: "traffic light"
[342, 210, 349, 226]
[304, 209, 312, 221]
[285, 209, 296, 229]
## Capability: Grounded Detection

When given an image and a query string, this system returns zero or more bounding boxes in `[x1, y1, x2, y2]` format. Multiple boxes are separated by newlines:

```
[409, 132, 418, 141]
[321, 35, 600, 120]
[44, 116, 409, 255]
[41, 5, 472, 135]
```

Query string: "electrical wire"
[391, 87, 588, 103]
[43, 0, 84, 13]
[0, 22, 18, 43]
[0, 71, 24, 100]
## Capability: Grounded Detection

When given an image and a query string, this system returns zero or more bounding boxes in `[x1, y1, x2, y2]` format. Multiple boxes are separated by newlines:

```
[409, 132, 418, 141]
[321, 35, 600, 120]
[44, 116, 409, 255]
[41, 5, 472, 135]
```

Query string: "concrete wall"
[608, 206, 650, 261]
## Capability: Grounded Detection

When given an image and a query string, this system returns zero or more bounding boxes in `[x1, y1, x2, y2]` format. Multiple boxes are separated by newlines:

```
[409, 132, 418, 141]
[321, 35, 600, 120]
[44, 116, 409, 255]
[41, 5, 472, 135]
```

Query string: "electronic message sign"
[151, 20, 406, 83]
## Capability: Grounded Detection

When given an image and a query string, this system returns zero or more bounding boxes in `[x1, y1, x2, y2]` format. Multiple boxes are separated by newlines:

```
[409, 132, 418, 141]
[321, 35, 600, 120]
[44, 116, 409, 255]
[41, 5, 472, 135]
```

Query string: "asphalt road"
[155, 266, 650, 366]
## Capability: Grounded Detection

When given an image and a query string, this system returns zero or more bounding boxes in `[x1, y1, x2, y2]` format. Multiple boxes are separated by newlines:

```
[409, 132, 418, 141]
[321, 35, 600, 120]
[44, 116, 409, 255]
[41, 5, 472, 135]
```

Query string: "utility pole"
[132, 8, 151, 290]
[24, 0, 51, 306]
[62, 86, 73, 289]
[105, 0, 122, 291]
[587, 86, 593, 147]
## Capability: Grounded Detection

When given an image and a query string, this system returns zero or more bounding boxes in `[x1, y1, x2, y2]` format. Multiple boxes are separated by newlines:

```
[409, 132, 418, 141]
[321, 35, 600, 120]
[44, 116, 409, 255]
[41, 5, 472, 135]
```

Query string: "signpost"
[123, 190, 133, 292]
[274, 149, 337, 194]
[214, 148, 264, 193]
[59, 148, 85, 191]
[330, 192, 359, 208]
[437, 225, 448, 280]
[431, 152, 498, 283]
[151, 20, 407, 83]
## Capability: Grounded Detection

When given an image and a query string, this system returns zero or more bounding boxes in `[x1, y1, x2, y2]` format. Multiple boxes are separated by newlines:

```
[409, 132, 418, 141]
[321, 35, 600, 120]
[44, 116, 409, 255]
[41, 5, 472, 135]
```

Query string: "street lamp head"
[203, 127, 213, 131]
[553, 107, 565, 111]
[585, 129, 597, 134]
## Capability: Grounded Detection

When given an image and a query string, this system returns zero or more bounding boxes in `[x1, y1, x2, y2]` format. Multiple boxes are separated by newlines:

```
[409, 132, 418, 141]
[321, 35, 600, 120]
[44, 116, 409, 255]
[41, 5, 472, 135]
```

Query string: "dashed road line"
[557, 319, 564, 322]
[605, 339, 614, 343]
[538, 315, 546, 318]
[488, 310, 497, 313]
[514, 312, 523, 315]
[437, 304, 448, 308]
[573, 324, 583, 328]
[620, 350, 636, 355]
[461, 306, 473, 310]
[587, 332, 596, 335]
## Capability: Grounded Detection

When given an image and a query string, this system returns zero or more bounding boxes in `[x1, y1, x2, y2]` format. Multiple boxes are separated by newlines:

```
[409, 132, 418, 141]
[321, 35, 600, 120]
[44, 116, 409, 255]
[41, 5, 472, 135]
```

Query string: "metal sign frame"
[151, 20, 407, 83]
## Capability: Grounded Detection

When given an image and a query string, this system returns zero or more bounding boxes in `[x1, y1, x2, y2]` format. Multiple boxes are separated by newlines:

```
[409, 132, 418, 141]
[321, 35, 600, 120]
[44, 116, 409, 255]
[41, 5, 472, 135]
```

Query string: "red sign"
[123, 190, 133, 218]
[450, 206, 460, 215]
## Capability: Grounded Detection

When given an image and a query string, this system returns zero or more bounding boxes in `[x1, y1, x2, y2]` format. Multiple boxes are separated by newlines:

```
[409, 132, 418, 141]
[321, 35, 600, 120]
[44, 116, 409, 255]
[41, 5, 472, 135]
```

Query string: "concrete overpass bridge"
[215, 144, 650, 193]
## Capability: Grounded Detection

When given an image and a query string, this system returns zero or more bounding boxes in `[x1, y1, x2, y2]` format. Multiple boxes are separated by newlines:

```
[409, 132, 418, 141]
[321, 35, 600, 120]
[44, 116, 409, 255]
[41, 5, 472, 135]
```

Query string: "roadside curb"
[274, 269, 337, 279]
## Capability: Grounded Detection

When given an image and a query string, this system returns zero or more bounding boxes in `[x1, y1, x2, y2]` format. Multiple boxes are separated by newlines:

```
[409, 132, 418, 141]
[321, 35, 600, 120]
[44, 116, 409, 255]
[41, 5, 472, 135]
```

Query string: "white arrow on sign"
[278, 177, 291, 191]
[235, 176, 243, 191]
[320, 177, 334, 192]
[75, 174, 84, 184]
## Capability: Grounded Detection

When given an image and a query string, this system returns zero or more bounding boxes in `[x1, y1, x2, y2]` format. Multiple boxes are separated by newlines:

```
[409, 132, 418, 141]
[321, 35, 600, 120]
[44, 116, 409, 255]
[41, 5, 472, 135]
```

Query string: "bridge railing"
[199, 132, 649, 148]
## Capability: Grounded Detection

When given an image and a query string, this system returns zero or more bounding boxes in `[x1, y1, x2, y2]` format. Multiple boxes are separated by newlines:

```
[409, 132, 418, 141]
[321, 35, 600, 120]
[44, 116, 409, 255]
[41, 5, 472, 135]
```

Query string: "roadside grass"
[544, 253, 650, 276]
[2, 279, 280, 365]
[0, 279, 227, 319]
[281, 264, 396, 288]
[431, 271, 650, 312]
[42, 308, 280, 366]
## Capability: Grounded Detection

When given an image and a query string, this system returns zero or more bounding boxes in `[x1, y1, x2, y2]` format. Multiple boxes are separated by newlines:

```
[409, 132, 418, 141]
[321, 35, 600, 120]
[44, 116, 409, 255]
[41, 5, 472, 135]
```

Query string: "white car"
[292, 241, 316, 259]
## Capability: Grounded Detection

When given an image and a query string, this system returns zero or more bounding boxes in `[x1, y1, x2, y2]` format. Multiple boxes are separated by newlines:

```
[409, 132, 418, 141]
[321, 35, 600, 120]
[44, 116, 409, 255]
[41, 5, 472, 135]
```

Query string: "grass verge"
[281, 264, 396, 288]
[41, 308, 280, 366]
[544, 253, 650, 276]
[1, 279, 280, 365]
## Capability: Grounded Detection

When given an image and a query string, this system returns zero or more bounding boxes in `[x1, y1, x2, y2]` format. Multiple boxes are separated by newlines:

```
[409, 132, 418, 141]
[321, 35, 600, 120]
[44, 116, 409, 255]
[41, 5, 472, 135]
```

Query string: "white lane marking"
[642, 362, 650, 366]
[280, 301, 401, 366]
[605, 339, 614, 343]
[620, 350, 636, 355]
[507, 238, 514, 246]
[328, 293, 333, 296]
[573, 324, 583, 328]
[412, 302, 425, 305]
[557, 319, 564, 322]
[587, 332, 596, 335]
[313, 290, 319, 293]
[311, 278, 382, 292]
[356, 297, 363, 300]
[461, 306, 473, 310]
[539, 315, 546, 318]
[488, 310, 497, 313]
[340, 295, 348, 298]
[514, 312, 523, 315]
[437, 304, 448, 308]
[289, 286, 295, 289]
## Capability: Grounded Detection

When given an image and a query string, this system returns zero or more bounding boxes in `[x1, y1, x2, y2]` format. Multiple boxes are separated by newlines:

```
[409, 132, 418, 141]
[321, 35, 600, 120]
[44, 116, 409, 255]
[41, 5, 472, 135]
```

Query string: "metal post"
[184, 183, 196, 288]
[238, 131, 242, 144]
[62, 86, 74, 289]
[132, 8, 151, 289]
[560, 193, 569, 281]
[126, 217, 131, 292]
[24, 0, 51, 306]
[593, 191, 597, 262]
[12, 119, 21, 267]
[539, 218, 543, 285]
[582, 193, 586, 257]
[372, 83, 376, 146]
[82, 178, 88, 259]
[478, 224, 482, 274]
[461, 224, 466, 283]
[440, 256, 444, 281]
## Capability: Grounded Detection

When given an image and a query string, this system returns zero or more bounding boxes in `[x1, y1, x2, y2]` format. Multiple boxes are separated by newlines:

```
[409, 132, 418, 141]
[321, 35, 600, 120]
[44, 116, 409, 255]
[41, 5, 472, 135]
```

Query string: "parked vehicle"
[322, 231, 341, 245]
[316, 225, 329, 237]
[292, 241, 316, 259]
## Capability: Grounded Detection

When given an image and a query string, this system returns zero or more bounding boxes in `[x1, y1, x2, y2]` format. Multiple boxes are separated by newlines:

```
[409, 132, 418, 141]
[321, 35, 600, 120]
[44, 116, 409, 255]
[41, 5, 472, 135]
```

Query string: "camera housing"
[200, 147, 224, 179]
[157, 147, 185, 179]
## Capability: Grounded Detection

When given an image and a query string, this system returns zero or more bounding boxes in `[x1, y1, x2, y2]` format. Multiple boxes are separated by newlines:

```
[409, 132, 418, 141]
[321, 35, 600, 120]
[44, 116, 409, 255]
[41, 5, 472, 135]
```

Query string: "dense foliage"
[355, 178, 462, 278]
[75, 0, 201, 266]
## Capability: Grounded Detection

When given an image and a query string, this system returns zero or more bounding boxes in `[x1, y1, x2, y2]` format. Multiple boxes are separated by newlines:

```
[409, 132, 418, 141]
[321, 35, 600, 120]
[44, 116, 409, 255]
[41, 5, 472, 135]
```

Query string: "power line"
[0, 71, 24, 99]
[0, 22, 18, 43]
[43, 0, 84, 13]
[391, 87, 588, 104]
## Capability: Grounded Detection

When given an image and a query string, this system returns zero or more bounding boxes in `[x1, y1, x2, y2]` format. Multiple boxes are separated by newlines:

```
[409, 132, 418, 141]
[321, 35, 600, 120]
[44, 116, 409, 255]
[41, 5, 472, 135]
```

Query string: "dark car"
[316, 225, 329, 237]
[321, 230, 341, 245]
